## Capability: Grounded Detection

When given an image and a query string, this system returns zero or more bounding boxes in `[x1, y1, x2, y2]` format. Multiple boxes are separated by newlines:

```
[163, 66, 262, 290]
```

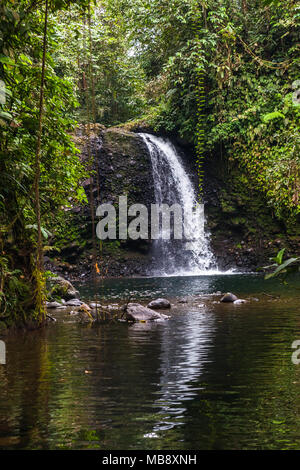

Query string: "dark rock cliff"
[45, 124, 300, 279]
[46, 125, 156, 278]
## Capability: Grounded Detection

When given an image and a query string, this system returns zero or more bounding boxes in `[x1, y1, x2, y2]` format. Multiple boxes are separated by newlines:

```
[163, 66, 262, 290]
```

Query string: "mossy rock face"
[203, 157, 300, 270]
[100, 128, 154, 208]
[47, 125, 156, 278]
[104, 128, 142, 158]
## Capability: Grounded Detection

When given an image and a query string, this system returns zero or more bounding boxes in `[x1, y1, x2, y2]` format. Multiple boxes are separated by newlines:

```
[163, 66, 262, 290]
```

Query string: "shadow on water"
[0, 274, 300, 449]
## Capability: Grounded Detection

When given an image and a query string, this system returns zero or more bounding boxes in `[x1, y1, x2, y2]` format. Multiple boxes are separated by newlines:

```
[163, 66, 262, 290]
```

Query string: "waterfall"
[140, 133, 217, 276]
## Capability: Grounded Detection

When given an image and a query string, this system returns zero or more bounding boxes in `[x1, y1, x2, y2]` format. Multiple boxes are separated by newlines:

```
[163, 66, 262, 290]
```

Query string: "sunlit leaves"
[263, 248, 300, 280]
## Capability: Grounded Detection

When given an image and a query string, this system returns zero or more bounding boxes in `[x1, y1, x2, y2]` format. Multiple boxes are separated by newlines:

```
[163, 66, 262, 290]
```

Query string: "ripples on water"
[0, 274, 300, 450]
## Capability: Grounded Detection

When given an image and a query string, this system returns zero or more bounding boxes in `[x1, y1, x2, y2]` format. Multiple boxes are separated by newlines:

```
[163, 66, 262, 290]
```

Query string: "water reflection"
[126, 303, 217, 436]
[153, 308, 215, 432]
[0, 275, 300, 449]
[76, 273, 300, 302]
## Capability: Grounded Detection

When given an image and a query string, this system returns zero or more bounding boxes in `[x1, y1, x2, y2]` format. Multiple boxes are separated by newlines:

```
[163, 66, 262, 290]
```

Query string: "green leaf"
[25, 224, 52, 239]
[19, 54, 32, 65]
[262, 111, 285, 123]
[265, 258, 299, 279]
[0, 111, 12, 121]
[0, 55, 15, 65]
[275, 248, 285, 265]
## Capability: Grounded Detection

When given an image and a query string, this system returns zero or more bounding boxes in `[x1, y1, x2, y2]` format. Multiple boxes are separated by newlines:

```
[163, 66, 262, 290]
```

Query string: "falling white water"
[140, 133, 218, 276]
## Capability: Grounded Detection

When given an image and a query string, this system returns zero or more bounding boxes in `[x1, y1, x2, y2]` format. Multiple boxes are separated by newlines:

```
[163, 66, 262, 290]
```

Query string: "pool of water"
[0, 274, 300, 450]
[75, 272, 299, 301]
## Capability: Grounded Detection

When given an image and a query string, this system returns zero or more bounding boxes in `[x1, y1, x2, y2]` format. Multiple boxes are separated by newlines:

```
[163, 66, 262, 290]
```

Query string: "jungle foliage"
[104, 0, 299, 223]
[54, 0, 299, 221]
[0, 0, 89, 324]
[0, 0, 299, 324]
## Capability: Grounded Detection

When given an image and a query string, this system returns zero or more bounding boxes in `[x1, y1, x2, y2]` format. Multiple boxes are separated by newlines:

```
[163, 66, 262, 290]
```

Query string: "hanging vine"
[192, 2, 206, 201]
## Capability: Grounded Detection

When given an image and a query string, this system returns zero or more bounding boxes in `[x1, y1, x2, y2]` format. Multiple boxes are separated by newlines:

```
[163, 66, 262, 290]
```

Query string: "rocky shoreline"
[46, 275, 264, 325]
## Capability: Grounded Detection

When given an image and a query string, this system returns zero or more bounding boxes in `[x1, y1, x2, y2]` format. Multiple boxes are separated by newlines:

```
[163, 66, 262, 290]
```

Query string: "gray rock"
[47, 275, 80, 300]
[89, 302, 102, 309]
[46, 301, 64, 309]
[233, 299, 247, 304]
[147, 298, 171, 309]
[220, 292, 238, 303]
[103, 304, 119, 311]
[66, 299, 83, 306]
[125, 303, 169, 322]
[65, 289, 80, 300]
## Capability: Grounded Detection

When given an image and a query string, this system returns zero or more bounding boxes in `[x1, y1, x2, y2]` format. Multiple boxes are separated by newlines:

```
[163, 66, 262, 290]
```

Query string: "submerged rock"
[125, 303, 169, 322]
[147, 298, 171, 309]
[70, 303, 93, 323]
[220, 292, 238, 303]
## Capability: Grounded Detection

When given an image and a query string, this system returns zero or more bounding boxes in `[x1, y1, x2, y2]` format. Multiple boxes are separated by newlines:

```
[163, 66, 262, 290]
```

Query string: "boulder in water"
[66, 299, 83, 306]
[233, 299, 247, 304]
[46, 301, 66, 309]
[125, 303, 169, 322]
[47, 275, 80, 300]
[220, 292, 238, 303]
[147, 298, 171, 309]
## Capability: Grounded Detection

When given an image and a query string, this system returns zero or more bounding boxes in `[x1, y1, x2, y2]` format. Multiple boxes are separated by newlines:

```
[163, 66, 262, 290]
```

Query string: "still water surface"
[0, 274, 300, 450]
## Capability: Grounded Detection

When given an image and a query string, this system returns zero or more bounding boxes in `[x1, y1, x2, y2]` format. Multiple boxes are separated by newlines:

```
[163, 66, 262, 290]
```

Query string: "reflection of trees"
[180, 300, 300, 449]
[1, 295, 300, 450]
[0, 330, 51, 449]
[0, 325, 98, 449]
